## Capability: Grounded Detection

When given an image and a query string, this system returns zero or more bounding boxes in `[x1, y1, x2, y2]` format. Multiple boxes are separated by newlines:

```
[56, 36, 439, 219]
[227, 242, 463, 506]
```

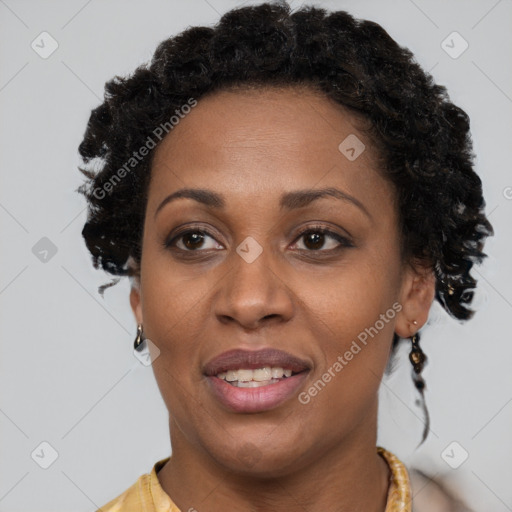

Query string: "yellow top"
[97, 446, 411, 512]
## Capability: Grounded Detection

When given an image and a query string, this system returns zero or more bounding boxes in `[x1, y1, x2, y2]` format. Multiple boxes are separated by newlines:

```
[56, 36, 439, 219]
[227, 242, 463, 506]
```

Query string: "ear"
[129, 278, 143, 325]
[394, 260, 436, 338]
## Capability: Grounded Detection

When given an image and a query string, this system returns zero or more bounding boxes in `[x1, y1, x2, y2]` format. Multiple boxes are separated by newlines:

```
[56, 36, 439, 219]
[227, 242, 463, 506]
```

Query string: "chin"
[205, 435, 311, 479]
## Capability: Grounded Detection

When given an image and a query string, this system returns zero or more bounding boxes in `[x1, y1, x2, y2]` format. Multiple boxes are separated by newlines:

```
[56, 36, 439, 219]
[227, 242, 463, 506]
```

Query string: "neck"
[158, 409, 390, 512]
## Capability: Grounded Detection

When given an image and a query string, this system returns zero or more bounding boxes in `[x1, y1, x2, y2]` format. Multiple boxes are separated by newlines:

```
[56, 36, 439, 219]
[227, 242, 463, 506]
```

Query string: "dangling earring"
[409, 329, 430, 446]
[409, 331, 426, 376]
[134, 323, 145, 351]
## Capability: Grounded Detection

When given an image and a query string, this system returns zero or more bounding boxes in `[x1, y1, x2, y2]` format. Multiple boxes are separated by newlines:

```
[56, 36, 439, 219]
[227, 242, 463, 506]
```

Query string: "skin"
[129, 86, 436, 512]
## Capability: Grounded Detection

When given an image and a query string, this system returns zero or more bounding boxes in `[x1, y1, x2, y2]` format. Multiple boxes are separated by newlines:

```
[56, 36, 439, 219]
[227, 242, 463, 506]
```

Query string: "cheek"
[295, 257, 400, 415]
[300, 257, 400, 343]
[142, 267, 211, 433]
[299, 279, 396, 430]
[139, 257, 215, 412]
[140, 250, 213, 340]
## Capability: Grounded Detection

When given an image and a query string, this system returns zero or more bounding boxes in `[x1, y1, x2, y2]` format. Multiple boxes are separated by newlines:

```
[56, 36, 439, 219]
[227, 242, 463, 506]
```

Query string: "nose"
[213, 244, 295, 331]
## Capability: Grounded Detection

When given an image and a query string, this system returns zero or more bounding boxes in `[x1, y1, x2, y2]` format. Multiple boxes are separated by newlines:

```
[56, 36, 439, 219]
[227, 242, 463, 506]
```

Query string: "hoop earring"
[409, 331, 430, 446]
[134, 323, 145, 351]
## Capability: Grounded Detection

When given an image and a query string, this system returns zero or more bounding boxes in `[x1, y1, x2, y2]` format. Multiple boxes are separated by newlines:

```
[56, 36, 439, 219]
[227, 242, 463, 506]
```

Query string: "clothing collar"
[147, 446, 412, 512]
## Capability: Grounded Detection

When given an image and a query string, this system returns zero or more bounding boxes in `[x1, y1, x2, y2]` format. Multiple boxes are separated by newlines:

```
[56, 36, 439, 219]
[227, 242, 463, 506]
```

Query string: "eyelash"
[164, 224, 353, 255]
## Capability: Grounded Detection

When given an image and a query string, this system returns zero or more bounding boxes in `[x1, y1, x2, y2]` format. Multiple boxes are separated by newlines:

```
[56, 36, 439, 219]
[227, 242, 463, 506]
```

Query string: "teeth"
[253, 367, 272, 381]
[235, 369, 253, 382]
[225, 370, 238, 382]
[271, 367, 284, 378]
[217, 367, 296, 382]
[235, 379, 280, 388]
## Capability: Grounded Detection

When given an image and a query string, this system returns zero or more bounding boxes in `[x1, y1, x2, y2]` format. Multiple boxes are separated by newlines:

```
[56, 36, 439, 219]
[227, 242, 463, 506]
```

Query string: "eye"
[165, 229, 223, 252]
[164, 224, 353, 254]
[291, 225, 353, 252]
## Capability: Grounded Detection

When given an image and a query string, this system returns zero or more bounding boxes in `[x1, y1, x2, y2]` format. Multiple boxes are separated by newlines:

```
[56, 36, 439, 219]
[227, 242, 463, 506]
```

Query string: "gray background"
[1, 0, 510, 510]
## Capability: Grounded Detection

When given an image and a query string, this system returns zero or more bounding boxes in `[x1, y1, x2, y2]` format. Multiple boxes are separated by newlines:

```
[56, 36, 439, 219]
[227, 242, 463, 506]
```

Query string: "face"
[130, 86, 434, 477]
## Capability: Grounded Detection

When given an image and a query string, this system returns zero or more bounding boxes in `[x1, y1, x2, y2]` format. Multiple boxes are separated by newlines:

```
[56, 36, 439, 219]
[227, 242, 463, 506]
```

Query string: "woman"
[77, 2, 493, 511]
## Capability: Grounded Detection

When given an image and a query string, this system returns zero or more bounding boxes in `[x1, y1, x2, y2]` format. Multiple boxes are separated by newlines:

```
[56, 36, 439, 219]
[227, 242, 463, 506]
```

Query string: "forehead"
[148, 86, 393, 215]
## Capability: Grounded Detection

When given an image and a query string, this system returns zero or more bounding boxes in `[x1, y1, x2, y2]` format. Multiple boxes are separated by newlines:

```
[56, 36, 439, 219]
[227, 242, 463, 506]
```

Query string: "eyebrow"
[154, 187, 372, 220]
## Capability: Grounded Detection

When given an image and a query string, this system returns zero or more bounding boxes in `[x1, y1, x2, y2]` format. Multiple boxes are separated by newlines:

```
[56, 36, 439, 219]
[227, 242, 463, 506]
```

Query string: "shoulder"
[378, 447, 472, 512]
[96, 457, 175, 512]
[96, 473, 149, 512]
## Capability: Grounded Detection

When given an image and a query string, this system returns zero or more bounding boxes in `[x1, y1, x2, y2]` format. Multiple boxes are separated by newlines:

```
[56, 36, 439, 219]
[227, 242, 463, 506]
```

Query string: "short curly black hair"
[77, 2, 493, 341]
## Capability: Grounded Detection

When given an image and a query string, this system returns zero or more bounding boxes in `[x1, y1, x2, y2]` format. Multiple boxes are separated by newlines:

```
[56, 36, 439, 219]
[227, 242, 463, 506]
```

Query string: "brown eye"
[182, 232, 206, 250]
[293, 227, 353, 252]
[165, 230, 223, 252]
[164, 225, 353, 255]
[302, 232, 325, 250]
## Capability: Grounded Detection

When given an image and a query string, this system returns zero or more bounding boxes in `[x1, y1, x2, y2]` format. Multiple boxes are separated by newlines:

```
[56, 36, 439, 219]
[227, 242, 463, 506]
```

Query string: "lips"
[203, 348, 310, 375]
[203, 348, 311, 413]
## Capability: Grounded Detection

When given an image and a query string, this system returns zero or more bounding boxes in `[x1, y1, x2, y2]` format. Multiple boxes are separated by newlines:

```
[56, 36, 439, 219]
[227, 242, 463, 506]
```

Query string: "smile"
[217, 367, 294, 387]
[204, 348, 311, 412]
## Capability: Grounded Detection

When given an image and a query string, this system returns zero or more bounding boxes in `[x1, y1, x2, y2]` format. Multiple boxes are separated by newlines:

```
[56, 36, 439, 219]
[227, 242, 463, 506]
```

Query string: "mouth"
[203, 348, 311, 413]
[216, 367, 298, 388]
